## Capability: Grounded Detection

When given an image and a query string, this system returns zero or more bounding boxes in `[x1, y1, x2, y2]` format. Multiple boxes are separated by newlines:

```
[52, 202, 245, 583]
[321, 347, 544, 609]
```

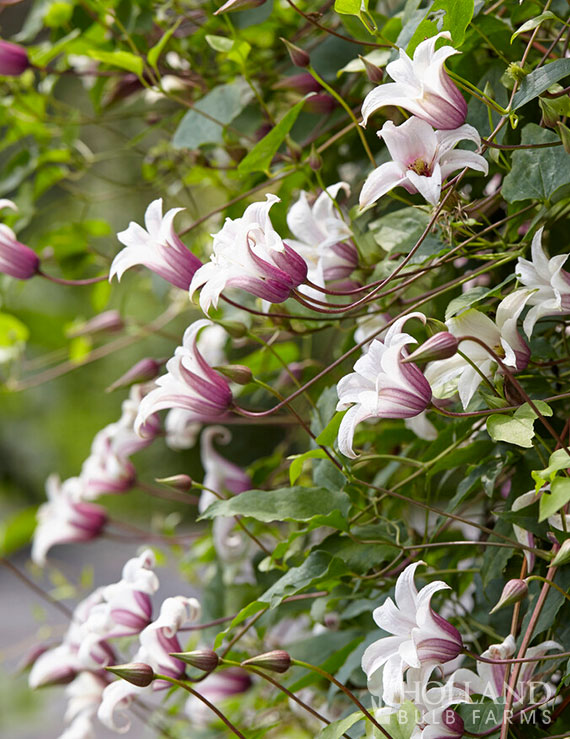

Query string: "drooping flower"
[109, 199, 201, 290]
[189, 194, 307, 312]
[450, 633, 561, 706]
[0, 199, 40, 279]
[31, 475, 107, 567]
[359, 117, 488, 209]
[199, 427, 252, 562]
[286, 182, 357, 296]
[424, 292, 531, 409]
[336, 313, 432, 458]
[361, 562, 463, 706]
[83, 550, 159, 639]
[361, 32, 467, 130]
[97, 596, 201, 733]
[514, 226, 570, 338]
[135, 320, 233, 434]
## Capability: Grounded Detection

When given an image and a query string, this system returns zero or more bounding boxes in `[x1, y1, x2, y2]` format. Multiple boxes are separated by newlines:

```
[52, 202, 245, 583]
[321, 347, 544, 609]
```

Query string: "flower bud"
[170, 649, 219, 672]
[106, 662, 155, 687]
[557, 121, 570, 155]
[214, 364, 253, 385]
[281, 38, 310, 68]
[106, 358, 163, 392]
[214, 0, 266, 14]
[67, 310, 124, 338]
[402, 332, 459, 365]
[507, 62, 528, 83]
[490, 579, 528, 614]
[308, 146, 322, 171]
[155, 474, 193, 493]
[241, 650, 291, 673]
[305, 93, 336, 114]
[359, 54, 383, 84]
[0, 40, 30, 76]
[552, 538, 570, 566]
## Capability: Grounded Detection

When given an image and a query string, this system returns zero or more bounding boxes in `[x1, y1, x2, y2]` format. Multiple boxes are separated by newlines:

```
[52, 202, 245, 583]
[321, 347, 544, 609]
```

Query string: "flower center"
[409, 158, 432, 176]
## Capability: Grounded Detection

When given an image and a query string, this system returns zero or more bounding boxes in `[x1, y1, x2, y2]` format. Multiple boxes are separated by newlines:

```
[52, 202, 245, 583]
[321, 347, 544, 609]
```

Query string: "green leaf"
[315, 411, 345, 446]
[172, 80, 253, 150]
[317, 533, 398, 574]
[444, 275, 515, 320]
[259, 550, 347, 607]
[315, 711, 364, 739]
[87, 49, 144, 77]
[539, 477, 570, 521]
[512, 58, 570, 110]
[459, 700, 505, 734]
[0, 507, 37, 557]
[376, 701, 418, 739]
[532, 448, 570, 490]
[205, 34, 234, 52]
[237, 96, 310, 175]
[486, 401, 553, 448]
[148, 24, 179, 71]
[29, 29, 81, 68]
[406, 0, 475, 55]
[199, 486, 352, 530]
[510, 11, 560, 44]
[288, 449, 328, 485]
[334, 0, 368, 15]
[0, 312, 29, 350]
[502, 124, 570, 203]
[368, 206, 444, 264]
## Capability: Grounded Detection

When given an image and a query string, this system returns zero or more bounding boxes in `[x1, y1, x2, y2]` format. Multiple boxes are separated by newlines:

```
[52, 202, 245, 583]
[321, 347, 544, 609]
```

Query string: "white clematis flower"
[361, 32, 467, 130]
[424, 292, 531, 409]
[360, 117, 488, 209]
[514, 226, 570, 338]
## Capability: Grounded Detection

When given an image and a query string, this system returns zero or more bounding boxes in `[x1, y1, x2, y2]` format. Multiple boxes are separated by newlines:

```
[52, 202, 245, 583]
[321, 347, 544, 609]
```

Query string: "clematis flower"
[97, 596, 201, 733]
[336, 313, 432, 458]
[286, 182, 357, 297]
[199, 427, 252, 562]
[424, 291, 531, 409]
[135, 320, 233, 434]
[360, 117, 488, 209]
[59, 672, 107, 739]
[109, 199, 201, 290]
[185, 669, 252, 727]
[189, 194, 307, 312]
[450, 633, 561, 705]
[361, 561, 463, 706]
[514, 227, 570, 338]
[0, 199, 40, 279]
[0, 40, 30, 76]
[84, 550, 159, 639]
[361, 32, 467, 130]
[32, 475, 107, 567]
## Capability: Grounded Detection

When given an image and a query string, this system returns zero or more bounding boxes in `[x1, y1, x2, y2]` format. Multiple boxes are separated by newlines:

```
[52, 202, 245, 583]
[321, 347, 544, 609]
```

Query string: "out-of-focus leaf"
[316, 711, 364, 739]
[0, 507, 37, 557]
[148, 24, 179, 71]
[288, 449, 328, 485]
[87, 49, 144, 77]
[407, 0, 474, 55]
[510, 12, 560, 43]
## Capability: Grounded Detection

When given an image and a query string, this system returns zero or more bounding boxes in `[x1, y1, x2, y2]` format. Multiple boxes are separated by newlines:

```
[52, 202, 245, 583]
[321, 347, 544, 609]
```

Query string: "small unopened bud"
[359, 55, 383, 84]
[106, 358, 163, 392]
[308, 146, 322, 171]
[305, 93, 336, 114]
[106, 662, 155, 687]
[214, 364, 253, 384]
[403, 332, 459, 365]
[170, 649, 219, 672]
[241, 650, 291, 673]
[490, 579, 528, 614]
[281, 38, 310, 68]
[67, 310, 124, 338]
[214, 0, 266, 13]
[539, 97, 560, 128]
[0, 40, 30, 76]
[507, 62, 528, 83]
[556, 122, 570, 155]
[155, 474, 193, 493]
[552, 538, 570, 566]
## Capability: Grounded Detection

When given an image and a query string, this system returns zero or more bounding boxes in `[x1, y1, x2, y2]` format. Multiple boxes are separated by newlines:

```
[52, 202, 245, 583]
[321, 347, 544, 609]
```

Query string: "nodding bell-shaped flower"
[336, 313, 432, 458]
[110, 198, 201, 290]
[0, 199, 40, 279]
[514, 226, 570, 338]
[424, 292, 531, 409]
[286, 182, 357, 298]
[361, 32, 467, 130]
[135, 320, 233, 435]
[84, 550, 159, 639]
[31, 475, 107, 567]
[360, 117, 488, 209]
[361, 562, 463, 706]
[189, 194, 307, 312]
